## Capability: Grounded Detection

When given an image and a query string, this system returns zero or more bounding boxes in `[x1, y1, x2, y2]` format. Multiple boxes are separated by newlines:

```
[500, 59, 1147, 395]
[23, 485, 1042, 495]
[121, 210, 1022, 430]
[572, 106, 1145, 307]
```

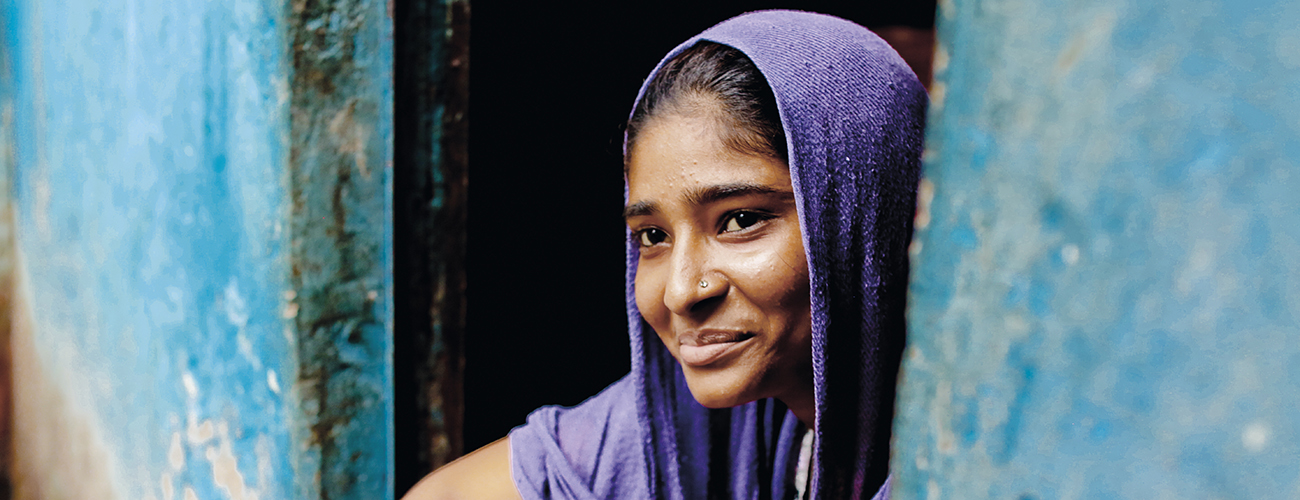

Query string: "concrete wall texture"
[0, 0, 394, 498]
[894, 0, 1300, 498]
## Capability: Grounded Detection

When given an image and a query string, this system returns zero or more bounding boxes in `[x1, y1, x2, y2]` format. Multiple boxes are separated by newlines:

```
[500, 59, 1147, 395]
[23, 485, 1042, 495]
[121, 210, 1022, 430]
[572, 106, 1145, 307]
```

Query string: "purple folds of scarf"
[510, 10, 926, 500]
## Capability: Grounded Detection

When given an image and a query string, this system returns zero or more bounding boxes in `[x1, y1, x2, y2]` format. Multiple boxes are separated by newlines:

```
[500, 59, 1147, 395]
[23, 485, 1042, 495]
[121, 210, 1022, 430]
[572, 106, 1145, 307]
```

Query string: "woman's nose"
[663, 237, 726, 316]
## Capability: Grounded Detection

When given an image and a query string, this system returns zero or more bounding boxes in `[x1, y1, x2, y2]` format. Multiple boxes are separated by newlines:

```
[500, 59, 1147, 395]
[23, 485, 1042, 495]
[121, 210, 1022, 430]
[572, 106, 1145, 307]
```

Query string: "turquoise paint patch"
[893, 0, 1300, 497]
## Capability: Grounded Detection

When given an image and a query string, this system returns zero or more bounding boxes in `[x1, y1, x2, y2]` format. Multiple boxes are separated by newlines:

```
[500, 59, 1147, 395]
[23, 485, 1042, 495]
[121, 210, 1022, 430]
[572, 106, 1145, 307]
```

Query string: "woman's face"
[626, 113, 813, 411]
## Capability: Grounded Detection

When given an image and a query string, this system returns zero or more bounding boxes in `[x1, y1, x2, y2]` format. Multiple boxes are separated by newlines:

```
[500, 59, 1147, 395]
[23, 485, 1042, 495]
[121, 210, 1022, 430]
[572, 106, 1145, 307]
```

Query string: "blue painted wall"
[894, 0, 1300, 498]
[1, 0, 393, 498]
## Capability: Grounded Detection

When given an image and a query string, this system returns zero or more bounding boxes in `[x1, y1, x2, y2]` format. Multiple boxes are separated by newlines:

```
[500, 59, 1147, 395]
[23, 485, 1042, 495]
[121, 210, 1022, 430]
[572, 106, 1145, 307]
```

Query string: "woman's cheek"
[736, 248, 793, 300]
[633, 262, 664, 326]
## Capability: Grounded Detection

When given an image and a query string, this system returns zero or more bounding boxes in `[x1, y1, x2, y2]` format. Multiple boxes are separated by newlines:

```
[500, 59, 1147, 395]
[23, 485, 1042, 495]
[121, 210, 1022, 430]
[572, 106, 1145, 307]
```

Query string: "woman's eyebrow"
[623, 182, 793, 221]
[684, 182, 791, 207]
[623, 200, 658, 220]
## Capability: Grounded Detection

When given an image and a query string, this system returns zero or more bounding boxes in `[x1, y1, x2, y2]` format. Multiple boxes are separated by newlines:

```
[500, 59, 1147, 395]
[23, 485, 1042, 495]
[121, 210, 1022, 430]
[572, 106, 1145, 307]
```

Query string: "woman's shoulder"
[402, 376, 644, 500]
[518, 374, 638, 431]
[402, 438, 519, 500]
[510, 374, 651, 499]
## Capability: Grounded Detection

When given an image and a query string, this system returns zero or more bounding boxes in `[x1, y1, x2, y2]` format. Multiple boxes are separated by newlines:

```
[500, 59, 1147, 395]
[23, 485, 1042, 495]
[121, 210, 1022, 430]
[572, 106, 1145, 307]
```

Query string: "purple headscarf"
[510, 10, 926, 500]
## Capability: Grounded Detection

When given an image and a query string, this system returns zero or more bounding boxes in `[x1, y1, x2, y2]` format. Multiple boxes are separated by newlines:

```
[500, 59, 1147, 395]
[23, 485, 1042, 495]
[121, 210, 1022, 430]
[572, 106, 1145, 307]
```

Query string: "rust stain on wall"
[288, 0, 394, 496]
[328, 99, 371, 179]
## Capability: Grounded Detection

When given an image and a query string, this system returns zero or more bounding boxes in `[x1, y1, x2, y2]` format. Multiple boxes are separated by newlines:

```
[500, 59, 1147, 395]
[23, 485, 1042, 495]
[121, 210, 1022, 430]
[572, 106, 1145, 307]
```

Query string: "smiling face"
[626, 113, 814, 419]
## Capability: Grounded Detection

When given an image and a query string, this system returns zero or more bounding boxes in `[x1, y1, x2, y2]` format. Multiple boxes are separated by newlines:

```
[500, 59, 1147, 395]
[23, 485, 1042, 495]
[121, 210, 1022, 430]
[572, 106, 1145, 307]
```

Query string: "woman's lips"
[677, 330, 755, 367]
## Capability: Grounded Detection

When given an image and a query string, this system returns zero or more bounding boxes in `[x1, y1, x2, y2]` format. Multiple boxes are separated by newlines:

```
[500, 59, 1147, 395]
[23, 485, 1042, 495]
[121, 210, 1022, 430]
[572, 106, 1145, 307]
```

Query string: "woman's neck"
[780, 385, 817, 430]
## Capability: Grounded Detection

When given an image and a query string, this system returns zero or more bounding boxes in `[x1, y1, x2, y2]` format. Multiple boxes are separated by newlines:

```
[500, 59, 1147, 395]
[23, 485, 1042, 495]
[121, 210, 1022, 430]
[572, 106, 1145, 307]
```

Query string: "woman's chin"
[691, 392, 749, 409]
[681, 370, 758, 409]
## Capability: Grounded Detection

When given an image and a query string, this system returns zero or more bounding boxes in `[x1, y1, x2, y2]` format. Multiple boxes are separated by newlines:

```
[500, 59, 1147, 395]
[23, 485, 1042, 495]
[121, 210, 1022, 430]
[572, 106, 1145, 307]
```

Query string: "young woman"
[407, 10, 926, 499]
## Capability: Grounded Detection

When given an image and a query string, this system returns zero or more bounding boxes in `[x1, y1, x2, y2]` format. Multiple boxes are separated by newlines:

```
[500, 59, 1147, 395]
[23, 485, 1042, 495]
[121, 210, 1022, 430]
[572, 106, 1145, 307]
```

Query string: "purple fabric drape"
[511, 10, 926, 500]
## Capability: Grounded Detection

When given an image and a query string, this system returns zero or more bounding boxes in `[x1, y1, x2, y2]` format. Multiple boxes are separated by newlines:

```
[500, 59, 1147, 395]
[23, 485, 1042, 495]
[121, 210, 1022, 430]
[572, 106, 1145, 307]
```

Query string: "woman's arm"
[402, 437, 523, 500]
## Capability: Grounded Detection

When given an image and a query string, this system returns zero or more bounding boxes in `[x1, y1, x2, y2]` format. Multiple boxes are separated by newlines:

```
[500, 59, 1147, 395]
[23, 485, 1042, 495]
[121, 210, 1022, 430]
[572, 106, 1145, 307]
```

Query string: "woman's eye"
[723, 212, 766, 233]
[638, 228, 668, 247]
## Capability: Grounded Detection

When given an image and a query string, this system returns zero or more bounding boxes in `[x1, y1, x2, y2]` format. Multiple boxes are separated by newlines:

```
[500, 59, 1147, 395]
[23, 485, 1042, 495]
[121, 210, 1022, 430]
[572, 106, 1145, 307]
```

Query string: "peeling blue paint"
[2, 0, 393, 498]
[894, 0, 1300, 498]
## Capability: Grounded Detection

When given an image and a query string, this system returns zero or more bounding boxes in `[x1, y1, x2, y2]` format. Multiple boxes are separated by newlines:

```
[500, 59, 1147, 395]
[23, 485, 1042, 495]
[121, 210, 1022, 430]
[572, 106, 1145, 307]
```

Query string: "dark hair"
[627, 41, 787, 164]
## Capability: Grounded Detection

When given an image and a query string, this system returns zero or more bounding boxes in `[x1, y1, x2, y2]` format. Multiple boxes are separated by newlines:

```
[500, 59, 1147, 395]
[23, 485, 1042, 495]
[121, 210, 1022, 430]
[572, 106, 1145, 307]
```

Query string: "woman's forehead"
[626, 115, 793, 210]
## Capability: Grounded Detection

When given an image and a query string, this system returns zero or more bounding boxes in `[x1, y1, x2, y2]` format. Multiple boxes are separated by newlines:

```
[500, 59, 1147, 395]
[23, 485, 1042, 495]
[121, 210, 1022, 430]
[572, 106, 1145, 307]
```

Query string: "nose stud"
[699, 279, 709, 289]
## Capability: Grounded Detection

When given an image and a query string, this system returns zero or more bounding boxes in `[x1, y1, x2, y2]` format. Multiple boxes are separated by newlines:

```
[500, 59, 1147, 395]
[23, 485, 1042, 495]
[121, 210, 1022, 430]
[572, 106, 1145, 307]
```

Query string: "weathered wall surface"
[894, 0, 1300, 498]
[1, 0, 393, 498]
